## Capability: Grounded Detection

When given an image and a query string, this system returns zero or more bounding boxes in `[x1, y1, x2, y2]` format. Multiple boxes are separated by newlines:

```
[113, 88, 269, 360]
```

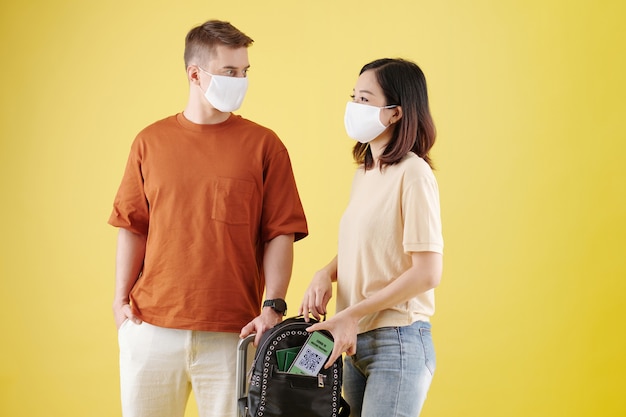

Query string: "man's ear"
[187, 65, 201, 85]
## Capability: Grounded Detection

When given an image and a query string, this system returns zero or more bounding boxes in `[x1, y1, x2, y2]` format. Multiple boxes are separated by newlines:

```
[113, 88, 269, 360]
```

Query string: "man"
[109, 20, 308, 417]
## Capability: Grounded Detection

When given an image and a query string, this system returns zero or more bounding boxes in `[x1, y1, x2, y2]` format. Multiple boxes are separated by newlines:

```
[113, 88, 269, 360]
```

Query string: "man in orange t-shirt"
[108, 20, 308, 417]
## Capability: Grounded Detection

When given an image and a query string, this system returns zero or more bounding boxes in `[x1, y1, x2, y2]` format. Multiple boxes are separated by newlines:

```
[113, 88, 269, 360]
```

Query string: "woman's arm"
[346, 251, 441, 320]
[307, 251, 442, 367]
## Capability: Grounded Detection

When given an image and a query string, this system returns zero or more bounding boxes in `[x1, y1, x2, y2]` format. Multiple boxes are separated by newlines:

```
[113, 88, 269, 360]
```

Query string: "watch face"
[265, 299, 287, 314]
[274, 299, 287, 312]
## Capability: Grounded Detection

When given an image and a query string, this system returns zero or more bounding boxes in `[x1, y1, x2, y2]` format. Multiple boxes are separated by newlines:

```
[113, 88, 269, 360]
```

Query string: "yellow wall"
[1, 1, 624, 416]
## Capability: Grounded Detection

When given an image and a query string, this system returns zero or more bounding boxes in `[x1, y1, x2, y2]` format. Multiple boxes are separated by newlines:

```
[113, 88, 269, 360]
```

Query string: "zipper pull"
[317, 374, 325, 388]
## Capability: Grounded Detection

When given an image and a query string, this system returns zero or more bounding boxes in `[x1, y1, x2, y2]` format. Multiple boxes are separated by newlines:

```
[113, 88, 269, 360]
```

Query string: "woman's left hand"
[305, 310, 359, 368]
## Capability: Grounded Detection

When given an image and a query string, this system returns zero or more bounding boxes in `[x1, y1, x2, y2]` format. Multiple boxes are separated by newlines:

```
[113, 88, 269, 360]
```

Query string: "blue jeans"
[343, 321, 436, 417]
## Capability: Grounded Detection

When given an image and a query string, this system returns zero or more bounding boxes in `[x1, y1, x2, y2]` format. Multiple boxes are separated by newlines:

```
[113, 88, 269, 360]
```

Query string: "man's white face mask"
[199, 68, 248, 112]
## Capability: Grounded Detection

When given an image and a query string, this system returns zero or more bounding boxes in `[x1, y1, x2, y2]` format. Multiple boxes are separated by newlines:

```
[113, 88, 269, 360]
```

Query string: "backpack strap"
[338, 397, 351, 417]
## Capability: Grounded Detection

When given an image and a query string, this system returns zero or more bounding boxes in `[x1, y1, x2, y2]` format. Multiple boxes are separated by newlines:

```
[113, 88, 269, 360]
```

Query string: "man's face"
[202, 44, 250, 78]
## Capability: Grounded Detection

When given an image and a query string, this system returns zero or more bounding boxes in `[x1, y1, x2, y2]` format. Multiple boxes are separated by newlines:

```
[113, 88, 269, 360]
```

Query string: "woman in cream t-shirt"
[300, 58, 443, 417]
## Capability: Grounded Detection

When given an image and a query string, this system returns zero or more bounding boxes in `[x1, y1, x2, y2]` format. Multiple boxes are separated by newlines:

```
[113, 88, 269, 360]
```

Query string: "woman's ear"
[391, 106, 403, 124]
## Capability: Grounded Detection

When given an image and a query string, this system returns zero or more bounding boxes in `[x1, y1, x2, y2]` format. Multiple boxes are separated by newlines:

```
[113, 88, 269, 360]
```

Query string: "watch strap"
[263, 298, 287, 315]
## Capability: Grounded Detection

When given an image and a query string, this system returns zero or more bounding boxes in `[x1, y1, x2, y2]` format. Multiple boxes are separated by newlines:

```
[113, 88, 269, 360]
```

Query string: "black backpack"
[238, 316, 350, 417]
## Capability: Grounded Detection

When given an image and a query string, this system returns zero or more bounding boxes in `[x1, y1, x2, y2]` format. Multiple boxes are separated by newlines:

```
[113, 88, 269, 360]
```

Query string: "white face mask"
[199, 68, 248, 112]
[344, 101, 397, 143]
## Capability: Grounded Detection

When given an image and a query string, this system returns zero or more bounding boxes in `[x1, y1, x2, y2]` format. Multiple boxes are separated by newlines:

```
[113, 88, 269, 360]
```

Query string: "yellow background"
[1, 1, 624, 416]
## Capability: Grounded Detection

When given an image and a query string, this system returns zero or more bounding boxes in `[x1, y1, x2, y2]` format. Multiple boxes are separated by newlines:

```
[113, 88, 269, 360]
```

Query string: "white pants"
[118, 320, 242, 417]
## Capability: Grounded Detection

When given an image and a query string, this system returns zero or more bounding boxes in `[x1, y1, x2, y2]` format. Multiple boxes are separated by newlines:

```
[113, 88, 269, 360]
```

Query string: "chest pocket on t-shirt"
[212, 177, 255, 225]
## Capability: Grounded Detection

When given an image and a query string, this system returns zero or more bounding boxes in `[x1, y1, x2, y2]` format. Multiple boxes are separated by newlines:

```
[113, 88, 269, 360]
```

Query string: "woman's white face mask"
[199, 68, 248, 112]
[344, 101, 397, 143]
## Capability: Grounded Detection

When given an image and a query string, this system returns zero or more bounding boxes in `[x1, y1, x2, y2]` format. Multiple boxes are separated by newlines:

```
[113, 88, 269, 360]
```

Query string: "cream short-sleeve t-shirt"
[336, 152, 443, 334]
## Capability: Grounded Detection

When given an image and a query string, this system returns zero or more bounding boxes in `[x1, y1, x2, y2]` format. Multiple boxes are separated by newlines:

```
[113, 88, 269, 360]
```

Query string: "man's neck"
[183, 97, 231, 125]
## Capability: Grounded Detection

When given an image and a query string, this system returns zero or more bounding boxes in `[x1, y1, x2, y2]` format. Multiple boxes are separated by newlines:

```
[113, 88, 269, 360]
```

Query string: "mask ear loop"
[192, 66, 211, 96]
[382, 104, 399, 127]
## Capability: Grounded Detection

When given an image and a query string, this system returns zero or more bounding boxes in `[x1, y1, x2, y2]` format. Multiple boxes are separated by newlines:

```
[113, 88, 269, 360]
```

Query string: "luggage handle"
[236, 334, 256, 401]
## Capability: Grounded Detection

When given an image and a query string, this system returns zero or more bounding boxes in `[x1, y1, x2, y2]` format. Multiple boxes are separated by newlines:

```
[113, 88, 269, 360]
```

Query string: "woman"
[299, 58, 443, 416]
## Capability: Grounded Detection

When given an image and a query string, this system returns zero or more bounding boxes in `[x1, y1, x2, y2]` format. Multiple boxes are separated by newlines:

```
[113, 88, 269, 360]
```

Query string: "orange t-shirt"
[108, 113, 308, 332]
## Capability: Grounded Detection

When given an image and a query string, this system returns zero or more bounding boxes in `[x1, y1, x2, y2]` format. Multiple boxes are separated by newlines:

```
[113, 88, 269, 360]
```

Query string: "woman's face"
[350, 69, 401, 140]
[351, 70, 388, 107]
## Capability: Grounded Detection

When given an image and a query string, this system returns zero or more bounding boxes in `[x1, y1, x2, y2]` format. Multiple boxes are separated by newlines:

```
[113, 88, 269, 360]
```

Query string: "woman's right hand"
[299, 268, 334, 322]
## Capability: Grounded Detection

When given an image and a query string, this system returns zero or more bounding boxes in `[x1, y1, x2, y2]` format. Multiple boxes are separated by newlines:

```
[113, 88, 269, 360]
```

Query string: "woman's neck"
[368, 136, 390, 166]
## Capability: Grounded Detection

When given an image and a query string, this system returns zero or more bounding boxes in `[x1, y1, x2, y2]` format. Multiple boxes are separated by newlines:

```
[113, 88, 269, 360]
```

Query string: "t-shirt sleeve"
[402, 175, 444, 254]
[108, 139, 150, 235]
[261, 148, 308, 242]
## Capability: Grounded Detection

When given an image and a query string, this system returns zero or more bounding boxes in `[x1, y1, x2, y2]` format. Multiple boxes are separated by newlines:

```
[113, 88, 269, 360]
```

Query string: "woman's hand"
[305, 310, 359, 368]
[298, 268, 334, 322]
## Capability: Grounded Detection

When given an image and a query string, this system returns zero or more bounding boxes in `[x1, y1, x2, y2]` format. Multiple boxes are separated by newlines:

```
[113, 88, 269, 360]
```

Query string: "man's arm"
[240, 233, 294, 345]
[112, 228, 147, 329]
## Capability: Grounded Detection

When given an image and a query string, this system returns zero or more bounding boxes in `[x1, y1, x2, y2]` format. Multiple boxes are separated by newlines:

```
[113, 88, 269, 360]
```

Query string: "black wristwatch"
[263, 298, 287, 316]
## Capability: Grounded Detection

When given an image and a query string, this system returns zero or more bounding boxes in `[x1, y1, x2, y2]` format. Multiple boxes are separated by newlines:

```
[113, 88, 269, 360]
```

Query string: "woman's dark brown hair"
[352, 58, 436, 170]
